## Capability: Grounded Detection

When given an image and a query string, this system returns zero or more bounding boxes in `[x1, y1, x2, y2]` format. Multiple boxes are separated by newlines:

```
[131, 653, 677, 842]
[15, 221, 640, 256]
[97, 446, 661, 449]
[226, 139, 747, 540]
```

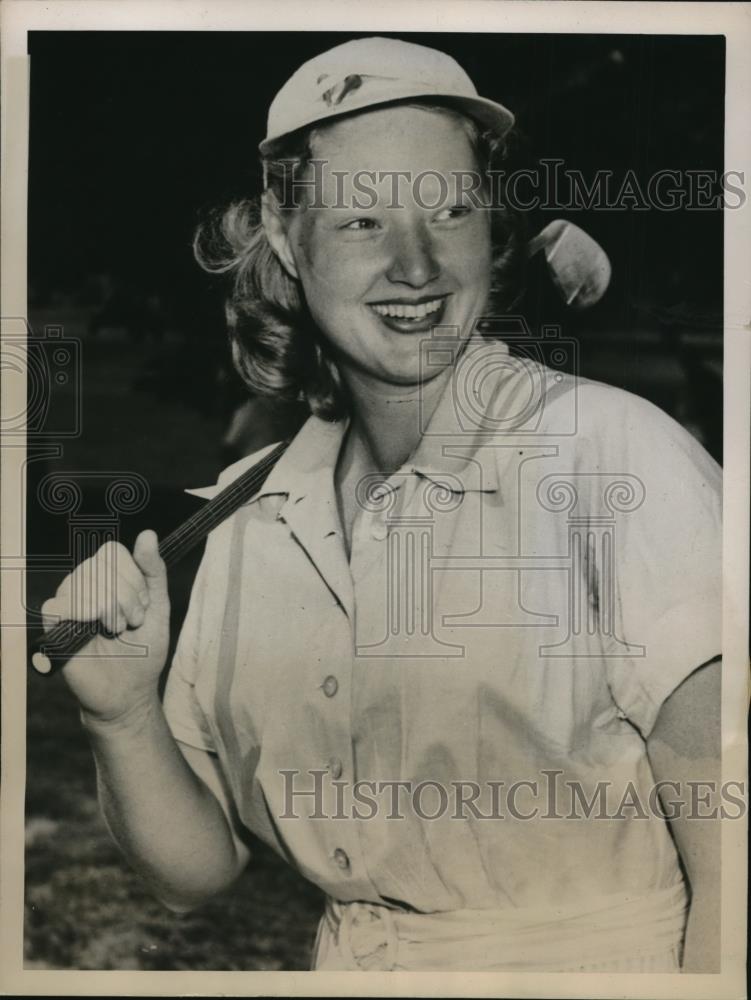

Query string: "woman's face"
[274, 105, 493, 388]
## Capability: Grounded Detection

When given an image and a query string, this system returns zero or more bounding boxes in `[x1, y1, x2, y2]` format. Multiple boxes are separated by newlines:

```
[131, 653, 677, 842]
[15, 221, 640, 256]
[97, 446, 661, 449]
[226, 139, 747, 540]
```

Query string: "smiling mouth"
[369, 296, 448, 321]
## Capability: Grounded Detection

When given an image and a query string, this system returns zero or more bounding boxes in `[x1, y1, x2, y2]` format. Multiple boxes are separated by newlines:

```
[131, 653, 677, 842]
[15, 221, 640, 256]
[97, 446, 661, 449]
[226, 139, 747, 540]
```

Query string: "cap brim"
[259, 92, 515, 157]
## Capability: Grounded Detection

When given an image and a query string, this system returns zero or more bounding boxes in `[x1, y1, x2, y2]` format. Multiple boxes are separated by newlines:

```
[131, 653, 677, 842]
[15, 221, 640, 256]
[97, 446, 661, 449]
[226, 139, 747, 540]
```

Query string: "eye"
[434, 205, 472, 222]
[340, 217, 379, 232]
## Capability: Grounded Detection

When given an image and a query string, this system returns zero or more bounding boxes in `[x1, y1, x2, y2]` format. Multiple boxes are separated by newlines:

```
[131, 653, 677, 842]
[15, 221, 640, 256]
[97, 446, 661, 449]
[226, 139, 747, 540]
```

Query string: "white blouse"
[163, 338, 722, 918]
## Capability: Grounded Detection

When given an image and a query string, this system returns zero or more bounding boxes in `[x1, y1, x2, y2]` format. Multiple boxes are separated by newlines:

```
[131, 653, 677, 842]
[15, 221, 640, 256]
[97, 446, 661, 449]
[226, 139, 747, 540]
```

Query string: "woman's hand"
[40, 530, 170, 725]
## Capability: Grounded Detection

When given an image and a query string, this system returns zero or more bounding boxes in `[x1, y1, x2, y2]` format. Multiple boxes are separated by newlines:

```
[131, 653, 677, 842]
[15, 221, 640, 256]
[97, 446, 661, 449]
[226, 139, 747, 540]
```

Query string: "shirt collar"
[185, 337, 528, 502]
[184, 416, 346, 503]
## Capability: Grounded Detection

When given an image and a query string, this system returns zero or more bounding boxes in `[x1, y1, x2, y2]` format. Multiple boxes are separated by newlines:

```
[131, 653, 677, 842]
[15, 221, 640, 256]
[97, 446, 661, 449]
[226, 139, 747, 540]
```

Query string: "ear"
[261, 190, 300, 280]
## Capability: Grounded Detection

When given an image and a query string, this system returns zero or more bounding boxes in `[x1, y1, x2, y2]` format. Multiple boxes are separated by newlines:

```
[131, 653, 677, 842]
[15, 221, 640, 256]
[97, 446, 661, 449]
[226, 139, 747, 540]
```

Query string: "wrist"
[80, 688, 163, 739]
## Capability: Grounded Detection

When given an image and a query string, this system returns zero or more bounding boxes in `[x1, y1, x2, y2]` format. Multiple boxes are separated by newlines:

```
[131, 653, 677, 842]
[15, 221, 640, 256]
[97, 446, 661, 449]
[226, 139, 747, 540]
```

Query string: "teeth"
[371, 298, 444, 320]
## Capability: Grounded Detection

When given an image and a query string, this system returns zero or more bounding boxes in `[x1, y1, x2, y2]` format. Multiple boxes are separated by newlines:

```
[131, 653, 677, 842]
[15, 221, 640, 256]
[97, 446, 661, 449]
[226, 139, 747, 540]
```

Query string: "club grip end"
[32, 651, 52, 675]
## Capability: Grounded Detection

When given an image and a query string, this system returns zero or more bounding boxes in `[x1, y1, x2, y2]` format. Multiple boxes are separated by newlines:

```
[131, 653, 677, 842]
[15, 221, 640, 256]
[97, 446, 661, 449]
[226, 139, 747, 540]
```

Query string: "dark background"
[25, 31, 724, 970]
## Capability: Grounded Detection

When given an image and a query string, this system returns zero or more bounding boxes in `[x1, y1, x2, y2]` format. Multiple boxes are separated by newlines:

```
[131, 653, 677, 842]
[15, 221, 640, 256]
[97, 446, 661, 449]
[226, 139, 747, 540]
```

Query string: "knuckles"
[45, 540, 154, 629]
[101, 540, 133, 569]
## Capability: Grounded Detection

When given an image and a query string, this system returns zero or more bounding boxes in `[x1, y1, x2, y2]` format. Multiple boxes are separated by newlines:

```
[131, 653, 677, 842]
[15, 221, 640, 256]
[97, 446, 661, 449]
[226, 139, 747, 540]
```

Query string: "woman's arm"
[41, 530, 248, 912]
[84, 700, 250, 913]
[646, 656, 722, 973]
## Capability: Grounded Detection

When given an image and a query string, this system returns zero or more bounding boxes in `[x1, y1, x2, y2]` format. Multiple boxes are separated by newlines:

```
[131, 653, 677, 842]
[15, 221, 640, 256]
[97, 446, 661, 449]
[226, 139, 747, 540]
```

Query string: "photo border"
[2, 2, 748, 997]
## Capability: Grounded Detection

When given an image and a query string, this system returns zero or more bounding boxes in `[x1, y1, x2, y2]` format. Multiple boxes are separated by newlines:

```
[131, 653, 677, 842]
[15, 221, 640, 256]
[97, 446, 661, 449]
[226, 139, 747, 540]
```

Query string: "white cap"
[260, 36, 515, 156]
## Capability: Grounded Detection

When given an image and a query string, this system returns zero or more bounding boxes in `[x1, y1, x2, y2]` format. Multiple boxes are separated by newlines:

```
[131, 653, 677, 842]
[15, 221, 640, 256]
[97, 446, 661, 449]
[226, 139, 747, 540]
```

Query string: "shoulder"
[540, 367, 671, 433]
[541, 369, 719, 482]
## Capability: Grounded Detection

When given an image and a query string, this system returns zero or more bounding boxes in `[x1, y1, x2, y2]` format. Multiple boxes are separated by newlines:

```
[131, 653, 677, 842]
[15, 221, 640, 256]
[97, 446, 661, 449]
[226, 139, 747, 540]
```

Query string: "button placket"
[318, 510, 384, 905]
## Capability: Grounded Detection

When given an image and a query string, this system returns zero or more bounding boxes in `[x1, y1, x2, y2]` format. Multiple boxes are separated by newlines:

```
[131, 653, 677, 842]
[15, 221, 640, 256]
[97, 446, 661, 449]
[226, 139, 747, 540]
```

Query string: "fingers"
[117, 544, 151, 609]
[132, 530, 168, 605]
[41, 540, 151, 637]
[41, 596, 79, 632]
[101, 576, 145, 635]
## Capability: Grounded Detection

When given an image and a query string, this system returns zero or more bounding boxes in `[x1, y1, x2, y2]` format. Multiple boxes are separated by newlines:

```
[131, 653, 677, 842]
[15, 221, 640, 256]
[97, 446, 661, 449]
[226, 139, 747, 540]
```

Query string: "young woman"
[41, 37, 722, 972]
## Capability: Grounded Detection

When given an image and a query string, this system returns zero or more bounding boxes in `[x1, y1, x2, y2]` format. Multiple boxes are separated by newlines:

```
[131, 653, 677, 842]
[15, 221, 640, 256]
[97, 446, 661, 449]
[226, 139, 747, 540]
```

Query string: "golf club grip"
[32, 440, 289, 677]
[33, 618, 109, 675]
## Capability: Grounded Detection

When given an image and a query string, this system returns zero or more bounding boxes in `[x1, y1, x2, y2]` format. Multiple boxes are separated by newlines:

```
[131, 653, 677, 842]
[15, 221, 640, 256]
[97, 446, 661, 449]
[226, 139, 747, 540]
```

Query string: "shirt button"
[333, 847, 350, 871]
[329, 757, 343, 779]
[322, 675, 339, 698]
[371, 518, 388, 541]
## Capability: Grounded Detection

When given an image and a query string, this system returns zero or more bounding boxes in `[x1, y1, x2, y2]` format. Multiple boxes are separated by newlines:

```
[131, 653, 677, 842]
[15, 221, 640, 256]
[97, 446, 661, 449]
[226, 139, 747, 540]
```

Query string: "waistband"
[313, 882, 688, 972]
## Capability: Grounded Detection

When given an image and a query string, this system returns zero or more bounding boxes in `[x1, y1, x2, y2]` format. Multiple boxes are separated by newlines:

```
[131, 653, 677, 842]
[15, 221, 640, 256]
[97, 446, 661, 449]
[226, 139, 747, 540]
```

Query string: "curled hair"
[194, 104, 528, 421]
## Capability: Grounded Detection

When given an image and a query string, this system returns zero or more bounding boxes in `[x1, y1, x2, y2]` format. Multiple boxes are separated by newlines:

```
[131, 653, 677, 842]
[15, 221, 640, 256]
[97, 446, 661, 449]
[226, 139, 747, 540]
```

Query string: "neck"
[339, 364, 452, 476]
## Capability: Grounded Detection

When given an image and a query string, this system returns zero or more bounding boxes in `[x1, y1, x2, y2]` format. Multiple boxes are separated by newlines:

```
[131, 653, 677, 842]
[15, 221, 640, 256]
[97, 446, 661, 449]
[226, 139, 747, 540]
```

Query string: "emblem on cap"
[320, 73, 364, 108]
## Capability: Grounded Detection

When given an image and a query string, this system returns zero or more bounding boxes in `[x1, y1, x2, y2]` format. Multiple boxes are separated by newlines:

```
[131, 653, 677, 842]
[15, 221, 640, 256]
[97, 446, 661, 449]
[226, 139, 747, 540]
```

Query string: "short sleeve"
[599, 392, 722, 737]
[162, 551, 217, 752]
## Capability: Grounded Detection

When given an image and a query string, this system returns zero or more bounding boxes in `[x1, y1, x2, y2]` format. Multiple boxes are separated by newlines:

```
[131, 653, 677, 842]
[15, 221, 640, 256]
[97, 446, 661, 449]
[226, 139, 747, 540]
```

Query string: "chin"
[378, 354, 454, 387]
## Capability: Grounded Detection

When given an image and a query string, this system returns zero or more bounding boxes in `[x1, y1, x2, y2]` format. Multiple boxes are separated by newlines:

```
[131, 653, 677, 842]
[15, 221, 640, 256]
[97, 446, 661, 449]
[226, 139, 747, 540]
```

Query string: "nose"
[385, 224, 440, 289]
